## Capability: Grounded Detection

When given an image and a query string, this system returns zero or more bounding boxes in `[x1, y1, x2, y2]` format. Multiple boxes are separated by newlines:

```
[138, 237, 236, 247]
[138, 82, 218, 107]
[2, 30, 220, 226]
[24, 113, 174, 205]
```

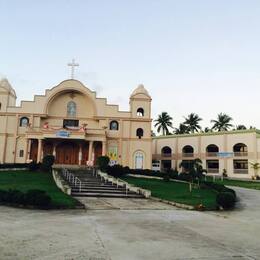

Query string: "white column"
[37, 139, 42, 163]
[27, 139, 32, 162]
[88, 141, 93, 162]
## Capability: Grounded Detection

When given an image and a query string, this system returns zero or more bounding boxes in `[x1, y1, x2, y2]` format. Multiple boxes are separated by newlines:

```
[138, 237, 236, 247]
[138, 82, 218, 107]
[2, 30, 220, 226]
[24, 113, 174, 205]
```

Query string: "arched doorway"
[56, 141, 79, 165]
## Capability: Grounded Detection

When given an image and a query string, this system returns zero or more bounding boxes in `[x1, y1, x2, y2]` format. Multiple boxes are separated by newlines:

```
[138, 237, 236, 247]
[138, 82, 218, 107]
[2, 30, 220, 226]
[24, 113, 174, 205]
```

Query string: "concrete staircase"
[70, 170, 144, 198]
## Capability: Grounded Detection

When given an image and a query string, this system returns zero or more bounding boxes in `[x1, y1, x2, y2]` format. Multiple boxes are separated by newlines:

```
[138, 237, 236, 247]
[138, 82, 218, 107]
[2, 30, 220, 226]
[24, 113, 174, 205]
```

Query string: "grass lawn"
[207, 177, 260, 191]
[122, 176, 218, 210]
[0, 170, 78, 208]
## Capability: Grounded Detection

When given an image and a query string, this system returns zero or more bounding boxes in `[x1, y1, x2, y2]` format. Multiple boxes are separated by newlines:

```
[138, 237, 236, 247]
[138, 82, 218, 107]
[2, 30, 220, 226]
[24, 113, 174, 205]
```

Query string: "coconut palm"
[204, 127, 212, 133]
[154, 112, 173, 135]
[211, 113, 233, 132]
[236, 125, 247, 130]
[249, 162, 260, 179]
[173, 123, 190, 134]
[183, 113, 202, 133]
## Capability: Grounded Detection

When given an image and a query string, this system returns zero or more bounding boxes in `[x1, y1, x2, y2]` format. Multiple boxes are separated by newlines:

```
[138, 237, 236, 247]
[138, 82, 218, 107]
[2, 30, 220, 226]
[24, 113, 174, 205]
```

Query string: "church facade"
[0, 79, 152, 169]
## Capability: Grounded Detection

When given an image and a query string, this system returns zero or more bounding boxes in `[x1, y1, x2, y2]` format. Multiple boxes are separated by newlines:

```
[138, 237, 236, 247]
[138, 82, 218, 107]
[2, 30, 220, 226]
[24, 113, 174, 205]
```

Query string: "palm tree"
[211, 113, 233, 132]
[183, 113, 202, 133]
[204, 127, 212, 133]
[173, 123, 190, 134]
[236, 125, 247, 130]
[154, 112, 173, 135]
[249, 162, 260, 180]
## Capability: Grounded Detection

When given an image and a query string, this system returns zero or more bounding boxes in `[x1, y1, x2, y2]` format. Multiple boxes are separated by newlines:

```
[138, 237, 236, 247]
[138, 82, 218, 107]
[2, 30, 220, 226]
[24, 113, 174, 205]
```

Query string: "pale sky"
[1, 0, 260, 130]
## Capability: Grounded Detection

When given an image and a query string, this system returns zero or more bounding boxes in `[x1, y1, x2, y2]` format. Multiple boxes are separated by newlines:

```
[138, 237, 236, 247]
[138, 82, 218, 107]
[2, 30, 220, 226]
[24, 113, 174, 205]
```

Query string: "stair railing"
[62, 168, 82, 193]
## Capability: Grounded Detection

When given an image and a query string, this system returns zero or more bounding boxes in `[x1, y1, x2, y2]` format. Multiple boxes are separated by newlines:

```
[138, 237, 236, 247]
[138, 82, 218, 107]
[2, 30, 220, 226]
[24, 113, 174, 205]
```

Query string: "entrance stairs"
[69, 170, 144, 198]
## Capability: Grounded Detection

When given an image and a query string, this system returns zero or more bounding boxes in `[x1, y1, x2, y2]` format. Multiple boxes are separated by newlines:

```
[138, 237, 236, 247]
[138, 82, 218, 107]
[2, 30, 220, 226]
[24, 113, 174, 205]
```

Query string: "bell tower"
[129, 84, 152, 119]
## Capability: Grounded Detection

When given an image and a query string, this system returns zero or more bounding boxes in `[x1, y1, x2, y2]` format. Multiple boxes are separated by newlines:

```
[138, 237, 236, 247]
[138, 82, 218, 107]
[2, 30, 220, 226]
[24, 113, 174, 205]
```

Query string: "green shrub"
[216, 192, 236, 210]
[0, 163, 28, 169]
[96, 156, 110, 171]
[163, 173, 170, 182]
[106, 165, 130, 178]
[28, 161, 40, 171]
[178, 172, 193, 182]
[41, 155, 55, 172]
[25, 189, 52, 208]
[0, 189, 51, 208]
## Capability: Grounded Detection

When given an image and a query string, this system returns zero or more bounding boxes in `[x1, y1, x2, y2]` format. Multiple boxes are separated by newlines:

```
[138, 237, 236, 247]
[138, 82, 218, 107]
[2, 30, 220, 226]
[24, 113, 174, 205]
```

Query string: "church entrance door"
[56, 141, 79, 165]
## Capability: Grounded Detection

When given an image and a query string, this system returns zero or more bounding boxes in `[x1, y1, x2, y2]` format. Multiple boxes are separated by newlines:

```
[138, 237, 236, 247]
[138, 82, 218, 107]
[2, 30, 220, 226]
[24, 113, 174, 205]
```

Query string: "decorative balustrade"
[234, 169, 248, 174]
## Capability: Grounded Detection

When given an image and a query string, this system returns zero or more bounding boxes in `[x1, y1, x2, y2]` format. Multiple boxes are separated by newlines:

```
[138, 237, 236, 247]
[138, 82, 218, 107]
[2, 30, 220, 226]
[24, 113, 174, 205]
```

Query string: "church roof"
[0, 78, 16, 97]
[130, 84, 151, 98]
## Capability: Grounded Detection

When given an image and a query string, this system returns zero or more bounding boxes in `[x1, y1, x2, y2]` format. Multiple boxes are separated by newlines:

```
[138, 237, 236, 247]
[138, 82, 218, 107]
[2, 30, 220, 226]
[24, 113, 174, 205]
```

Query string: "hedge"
[0, 189, 52, 209]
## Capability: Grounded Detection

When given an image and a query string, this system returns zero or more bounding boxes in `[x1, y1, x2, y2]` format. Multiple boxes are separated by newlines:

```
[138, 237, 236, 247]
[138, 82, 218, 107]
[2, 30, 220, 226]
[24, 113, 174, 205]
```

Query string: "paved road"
[0, 188, 259, 260]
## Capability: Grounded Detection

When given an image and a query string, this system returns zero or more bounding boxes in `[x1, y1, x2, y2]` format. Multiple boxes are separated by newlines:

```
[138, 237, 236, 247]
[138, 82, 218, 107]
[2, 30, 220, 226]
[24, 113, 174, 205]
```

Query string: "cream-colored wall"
[153, 131, 260, 178]
[0, 79, 152, 169]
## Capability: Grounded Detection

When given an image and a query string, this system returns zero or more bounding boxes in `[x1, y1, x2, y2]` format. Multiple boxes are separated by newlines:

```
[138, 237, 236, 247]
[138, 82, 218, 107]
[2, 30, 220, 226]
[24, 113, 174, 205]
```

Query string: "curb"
[150, 196, 195, 210]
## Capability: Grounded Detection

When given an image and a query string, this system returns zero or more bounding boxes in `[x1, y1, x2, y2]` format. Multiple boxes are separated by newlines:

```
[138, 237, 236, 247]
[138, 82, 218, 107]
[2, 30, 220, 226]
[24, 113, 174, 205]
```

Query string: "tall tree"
[183, 113, 202, 133]
[174, 123, 190, 134]
[236, 125, 247, 130]
[211, 113, 233, 132]
[154, 112, 173, 135]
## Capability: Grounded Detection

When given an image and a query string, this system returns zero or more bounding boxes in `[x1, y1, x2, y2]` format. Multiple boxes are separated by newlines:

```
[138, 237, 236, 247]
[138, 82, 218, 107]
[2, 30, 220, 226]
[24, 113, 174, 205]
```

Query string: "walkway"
[0, 187, 259, 260]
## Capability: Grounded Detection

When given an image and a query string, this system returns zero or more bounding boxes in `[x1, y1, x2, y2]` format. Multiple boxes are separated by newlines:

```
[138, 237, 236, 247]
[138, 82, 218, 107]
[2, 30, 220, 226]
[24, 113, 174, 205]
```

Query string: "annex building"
[0, 78, 152, 169]
[153, 129, 260, 178]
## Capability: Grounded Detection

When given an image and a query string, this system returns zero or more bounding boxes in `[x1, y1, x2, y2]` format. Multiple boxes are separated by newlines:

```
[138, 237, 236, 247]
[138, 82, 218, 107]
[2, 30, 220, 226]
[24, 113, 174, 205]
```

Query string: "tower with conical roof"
[0, 78, 17, 112]
[130, 84, 152, 119]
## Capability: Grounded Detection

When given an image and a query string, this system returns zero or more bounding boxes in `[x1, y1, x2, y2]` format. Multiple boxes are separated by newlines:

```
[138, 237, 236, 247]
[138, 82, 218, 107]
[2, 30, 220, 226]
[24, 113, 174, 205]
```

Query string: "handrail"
[62, 168, 82, 192]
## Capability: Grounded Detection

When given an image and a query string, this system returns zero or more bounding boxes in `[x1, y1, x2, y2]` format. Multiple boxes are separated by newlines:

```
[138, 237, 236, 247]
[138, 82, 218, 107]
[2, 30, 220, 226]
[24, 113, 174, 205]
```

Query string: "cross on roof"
[67, 59, 79, 79]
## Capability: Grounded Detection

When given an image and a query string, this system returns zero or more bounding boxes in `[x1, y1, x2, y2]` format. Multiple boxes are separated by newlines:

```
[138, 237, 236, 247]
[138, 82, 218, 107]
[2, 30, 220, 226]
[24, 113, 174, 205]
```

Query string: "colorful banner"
[108, 146, 118, 165]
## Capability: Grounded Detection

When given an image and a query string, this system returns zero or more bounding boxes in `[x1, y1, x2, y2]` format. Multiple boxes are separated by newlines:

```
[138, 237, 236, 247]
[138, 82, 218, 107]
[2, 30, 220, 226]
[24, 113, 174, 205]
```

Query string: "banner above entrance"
[56, 130, 70, 138]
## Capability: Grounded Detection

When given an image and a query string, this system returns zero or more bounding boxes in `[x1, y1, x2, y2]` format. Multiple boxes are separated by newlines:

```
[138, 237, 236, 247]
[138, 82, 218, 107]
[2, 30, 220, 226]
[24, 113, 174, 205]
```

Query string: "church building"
[0, 78, 152, 169]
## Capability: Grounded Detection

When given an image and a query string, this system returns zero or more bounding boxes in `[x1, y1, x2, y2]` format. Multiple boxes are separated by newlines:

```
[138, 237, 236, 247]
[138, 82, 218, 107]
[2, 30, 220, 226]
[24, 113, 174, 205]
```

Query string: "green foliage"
[216, 192, 236, 209]
[106, 165, 130, 178]
[0, 163, 28, 169]
[174, 123, 190, 134]
[41, 155, 55, 172]
[122, 176, 218, 210]
[154, 112, 173, 135]
[25, 189, 52, 208]
[211, 113, 233, 131]
[96, 156, 110, 171]
[28, 161, 40, 171]
[0, 171, 78, 208]
[0, 188, 52, 208]
[202, 181, 236, 197]
[183, 113, 202, 133]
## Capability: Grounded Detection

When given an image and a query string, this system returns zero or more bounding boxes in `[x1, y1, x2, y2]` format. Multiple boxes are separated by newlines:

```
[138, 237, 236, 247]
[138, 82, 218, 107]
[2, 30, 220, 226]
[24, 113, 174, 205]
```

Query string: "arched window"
[233, 143, 248, 156]
[136, 128, 144, 139]
[110, 120, 119, 130]
[137, 108, 144, 117]
[206, 144, 219, 157]
[161, 146, 172, 157]
[134, 151, 144, 169]
[182, 145, 194, 157]
[67, 101, 76, 117]
[20, 117, 29, 127]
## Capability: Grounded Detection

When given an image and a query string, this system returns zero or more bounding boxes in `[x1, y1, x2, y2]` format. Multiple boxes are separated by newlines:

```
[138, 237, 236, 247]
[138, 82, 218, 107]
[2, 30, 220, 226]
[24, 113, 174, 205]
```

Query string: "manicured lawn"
[207, 177, 260, 190]
[122, 176, 218, 210]
[0, 171, 78, 208]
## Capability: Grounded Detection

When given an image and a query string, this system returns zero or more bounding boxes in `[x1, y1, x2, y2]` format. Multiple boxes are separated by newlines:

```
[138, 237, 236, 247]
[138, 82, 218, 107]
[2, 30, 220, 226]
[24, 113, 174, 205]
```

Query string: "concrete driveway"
[0, 187, 259, 260]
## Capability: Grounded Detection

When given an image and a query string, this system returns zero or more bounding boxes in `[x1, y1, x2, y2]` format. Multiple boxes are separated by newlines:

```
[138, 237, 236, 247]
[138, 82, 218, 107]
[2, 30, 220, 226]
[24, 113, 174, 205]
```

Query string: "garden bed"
[0, 171, 80, 209]
[122, 176, 218, 210]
